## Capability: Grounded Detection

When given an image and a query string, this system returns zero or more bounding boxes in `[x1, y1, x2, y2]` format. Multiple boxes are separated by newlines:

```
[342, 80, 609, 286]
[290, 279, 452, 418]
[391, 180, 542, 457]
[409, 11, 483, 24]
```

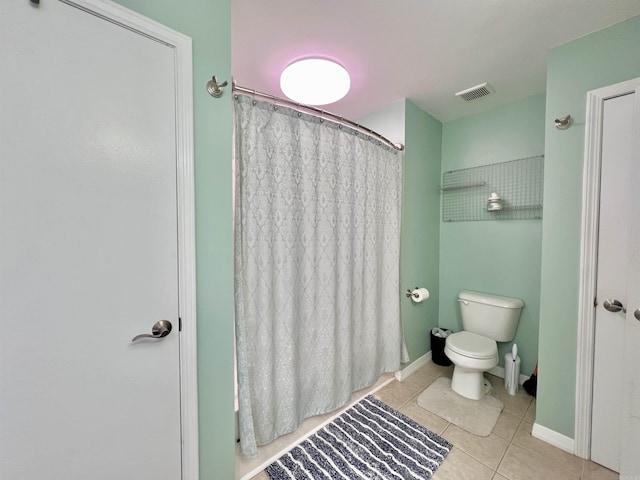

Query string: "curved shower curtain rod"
[207, 76, 404, 152]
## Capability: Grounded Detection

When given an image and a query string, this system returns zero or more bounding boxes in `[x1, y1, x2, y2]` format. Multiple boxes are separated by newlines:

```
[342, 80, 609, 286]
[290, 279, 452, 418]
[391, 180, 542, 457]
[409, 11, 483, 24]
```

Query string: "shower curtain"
[234, 95, 408, 457]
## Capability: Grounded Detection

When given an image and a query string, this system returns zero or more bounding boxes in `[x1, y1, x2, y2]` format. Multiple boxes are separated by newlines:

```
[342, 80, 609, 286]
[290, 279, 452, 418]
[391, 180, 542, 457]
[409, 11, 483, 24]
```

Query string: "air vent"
[455, 82, 495, 102]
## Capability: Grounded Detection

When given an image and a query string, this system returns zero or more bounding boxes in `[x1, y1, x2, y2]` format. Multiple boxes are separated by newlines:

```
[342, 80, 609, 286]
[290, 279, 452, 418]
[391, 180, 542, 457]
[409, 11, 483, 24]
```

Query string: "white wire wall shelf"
[441, 155, 544, 222]
[440, 181, 487, 191]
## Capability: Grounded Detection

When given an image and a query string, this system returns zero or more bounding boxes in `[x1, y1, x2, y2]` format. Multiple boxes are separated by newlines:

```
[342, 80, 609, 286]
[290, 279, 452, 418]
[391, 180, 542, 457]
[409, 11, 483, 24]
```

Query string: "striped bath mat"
[265, 395, 452, 479]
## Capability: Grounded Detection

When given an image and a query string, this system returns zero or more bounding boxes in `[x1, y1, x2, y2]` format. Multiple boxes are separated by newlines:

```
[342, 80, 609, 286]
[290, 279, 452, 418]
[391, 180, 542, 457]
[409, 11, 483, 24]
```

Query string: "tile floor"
[242, 361, 618, 480]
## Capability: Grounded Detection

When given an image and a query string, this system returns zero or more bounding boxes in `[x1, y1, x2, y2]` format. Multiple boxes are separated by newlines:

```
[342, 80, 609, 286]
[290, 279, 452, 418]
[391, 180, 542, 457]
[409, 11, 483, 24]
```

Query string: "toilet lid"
[446, 331, 497, 359]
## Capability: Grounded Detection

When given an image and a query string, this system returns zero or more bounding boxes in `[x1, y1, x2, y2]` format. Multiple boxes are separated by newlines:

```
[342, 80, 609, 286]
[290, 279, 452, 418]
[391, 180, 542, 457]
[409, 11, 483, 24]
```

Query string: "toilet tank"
[458, 290, 524, 342]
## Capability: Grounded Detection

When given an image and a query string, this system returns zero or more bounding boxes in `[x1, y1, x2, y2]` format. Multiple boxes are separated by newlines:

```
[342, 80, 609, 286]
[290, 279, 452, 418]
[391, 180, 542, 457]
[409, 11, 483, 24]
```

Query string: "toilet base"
[450, 368, 492, 400]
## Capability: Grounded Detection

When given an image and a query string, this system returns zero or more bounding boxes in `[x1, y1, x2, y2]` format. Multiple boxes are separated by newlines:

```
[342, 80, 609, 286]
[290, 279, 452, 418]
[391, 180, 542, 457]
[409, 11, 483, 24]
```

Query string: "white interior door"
[620, 88, 640, 478]
[590, 93, 634, 472]
[0, 1, 183, 478]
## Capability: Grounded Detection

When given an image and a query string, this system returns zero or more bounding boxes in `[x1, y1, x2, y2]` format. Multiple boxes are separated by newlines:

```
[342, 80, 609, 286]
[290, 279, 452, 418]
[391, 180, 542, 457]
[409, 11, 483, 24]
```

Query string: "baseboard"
[487, 365, 529, 386]
[394, 353, 530, 385]
[395, 351, 432, 381]
[532, 423, 575, 454]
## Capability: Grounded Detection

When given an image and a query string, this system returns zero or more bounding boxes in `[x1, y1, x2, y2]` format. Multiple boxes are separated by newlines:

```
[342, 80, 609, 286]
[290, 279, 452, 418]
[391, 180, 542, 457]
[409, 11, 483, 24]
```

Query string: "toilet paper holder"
[406, 287, 430, 303]
[405, 287, 419, 299]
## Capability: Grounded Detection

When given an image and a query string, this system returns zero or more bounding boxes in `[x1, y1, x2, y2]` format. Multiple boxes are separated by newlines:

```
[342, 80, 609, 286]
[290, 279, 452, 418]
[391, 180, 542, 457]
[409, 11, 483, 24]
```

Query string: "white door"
[0, 1, 183, 478]
[620, 88, 640, 477]
[590, 93, 634, 472]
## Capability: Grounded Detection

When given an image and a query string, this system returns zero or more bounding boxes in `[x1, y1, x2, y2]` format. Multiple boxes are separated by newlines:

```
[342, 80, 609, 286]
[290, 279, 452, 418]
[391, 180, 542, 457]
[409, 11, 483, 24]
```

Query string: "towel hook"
[207, 75, 228, 98]
[554, 115, 572, 130]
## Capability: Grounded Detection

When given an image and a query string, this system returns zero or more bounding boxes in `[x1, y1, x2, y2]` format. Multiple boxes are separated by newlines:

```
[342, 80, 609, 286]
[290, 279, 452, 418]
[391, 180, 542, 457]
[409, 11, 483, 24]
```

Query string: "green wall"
[401, 101, 443, 362]
[439, 93, 546, 377]
[538, 14, 640, 438]
[112, 1, 235, 478]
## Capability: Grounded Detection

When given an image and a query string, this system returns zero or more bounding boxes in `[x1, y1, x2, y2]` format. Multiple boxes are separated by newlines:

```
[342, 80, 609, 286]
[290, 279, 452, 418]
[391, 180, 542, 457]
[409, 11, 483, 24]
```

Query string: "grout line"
[498, 418, 520, 468]
[496, 424, 528, 480]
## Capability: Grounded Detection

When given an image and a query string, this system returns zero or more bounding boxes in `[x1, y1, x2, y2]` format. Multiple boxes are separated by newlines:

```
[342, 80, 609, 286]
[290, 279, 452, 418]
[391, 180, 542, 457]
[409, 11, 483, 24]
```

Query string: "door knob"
[603, 299, 626, 314]
[131, 320, 172, 342]
[634, 309, 640, 321]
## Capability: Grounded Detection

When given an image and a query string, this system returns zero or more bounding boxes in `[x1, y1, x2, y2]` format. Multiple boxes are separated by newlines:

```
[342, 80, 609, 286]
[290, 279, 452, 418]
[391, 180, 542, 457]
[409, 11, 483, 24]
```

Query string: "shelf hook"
[207, 75, 228, 98]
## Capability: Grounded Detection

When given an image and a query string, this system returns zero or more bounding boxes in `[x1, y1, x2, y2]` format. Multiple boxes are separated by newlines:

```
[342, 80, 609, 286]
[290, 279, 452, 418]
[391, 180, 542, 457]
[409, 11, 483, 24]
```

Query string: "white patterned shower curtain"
[234, 95, 408, 457]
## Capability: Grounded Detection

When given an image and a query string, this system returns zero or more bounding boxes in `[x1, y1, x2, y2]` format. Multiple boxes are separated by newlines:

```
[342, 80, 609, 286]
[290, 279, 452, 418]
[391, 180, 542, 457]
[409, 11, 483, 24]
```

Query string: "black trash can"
[430, 328, 452, 366]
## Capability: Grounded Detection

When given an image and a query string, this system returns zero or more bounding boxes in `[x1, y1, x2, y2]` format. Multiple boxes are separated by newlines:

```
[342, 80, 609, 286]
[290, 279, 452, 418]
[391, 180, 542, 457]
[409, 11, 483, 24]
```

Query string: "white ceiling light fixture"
[280, 58, 351, 106]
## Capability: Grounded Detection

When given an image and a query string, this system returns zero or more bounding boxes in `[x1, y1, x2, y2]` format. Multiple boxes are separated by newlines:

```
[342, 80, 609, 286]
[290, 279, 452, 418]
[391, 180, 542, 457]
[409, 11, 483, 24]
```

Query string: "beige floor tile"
[493, 411, 522, 441]
[372, 380, 417, 409]
[399, 399, 450, 435]
[441, 424, 509, 470]
[498, 444, 580, 480]
[492, 474, 509, 480]
[250, 471, 269, 480]
[432, 447, 494, 480]
[512, 421, 583, 475]
[487, 376, 533, 418]
[523, 399, 536, 423]
[417, 362, 454, 379]
[582, 460, 619, 480]
[400, 368, 439, 394]
[400, 372, 437, 396]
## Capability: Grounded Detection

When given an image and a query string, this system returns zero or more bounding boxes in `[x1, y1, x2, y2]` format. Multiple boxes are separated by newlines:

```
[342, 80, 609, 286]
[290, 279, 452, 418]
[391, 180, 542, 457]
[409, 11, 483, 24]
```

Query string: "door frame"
[59, 1, 199, 477]
[575, 76, 640, 459]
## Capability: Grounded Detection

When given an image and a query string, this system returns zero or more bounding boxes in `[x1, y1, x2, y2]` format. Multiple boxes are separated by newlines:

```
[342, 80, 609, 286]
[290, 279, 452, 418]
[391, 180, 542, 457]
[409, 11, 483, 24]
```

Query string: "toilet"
[444, 290, 524, 400]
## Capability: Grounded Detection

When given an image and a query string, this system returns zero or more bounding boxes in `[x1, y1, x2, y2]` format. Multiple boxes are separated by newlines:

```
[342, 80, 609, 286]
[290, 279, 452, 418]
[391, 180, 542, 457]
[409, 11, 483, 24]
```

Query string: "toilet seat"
[446, 331, 497, 359]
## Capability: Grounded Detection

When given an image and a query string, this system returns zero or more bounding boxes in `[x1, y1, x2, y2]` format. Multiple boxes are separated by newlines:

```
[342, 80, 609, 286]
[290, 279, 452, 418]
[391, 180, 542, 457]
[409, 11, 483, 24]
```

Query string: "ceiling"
[232, 0, 640, 124]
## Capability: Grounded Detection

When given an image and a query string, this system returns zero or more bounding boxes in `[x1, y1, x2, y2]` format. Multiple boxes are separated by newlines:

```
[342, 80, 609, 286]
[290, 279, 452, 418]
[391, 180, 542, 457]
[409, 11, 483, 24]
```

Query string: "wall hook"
[207, 75, 228, 98]
[555, 115, 572, 130]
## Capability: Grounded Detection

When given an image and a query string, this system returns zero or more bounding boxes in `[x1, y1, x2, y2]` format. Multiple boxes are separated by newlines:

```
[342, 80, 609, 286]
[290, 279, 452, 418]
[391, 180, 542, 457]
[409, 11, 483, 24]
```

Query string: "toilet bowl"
[444, 290, 524, 400]
[445, 331, 498, 400]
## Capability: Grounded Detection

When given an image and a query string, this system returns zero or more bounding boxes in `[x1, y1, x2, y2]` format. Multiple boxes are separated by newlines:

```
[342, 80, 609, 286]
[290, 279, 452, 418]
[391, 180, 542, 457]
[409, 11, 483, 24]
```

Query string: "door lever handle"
[603, 299, 626, 314]
[131, 320, 172, 342]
